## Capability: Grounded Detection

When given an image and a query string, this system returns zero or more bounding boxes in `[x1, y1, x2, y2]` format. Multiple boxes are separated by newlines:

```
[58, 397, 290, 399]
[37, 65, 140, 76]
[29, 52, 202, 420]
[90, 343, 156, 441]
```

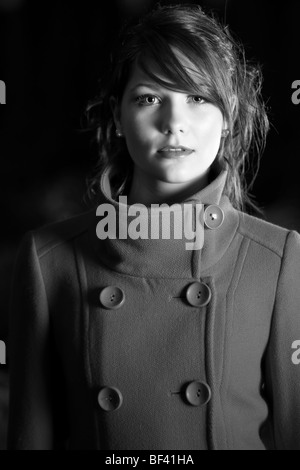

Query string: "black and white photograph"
[1, 0, 300, 452]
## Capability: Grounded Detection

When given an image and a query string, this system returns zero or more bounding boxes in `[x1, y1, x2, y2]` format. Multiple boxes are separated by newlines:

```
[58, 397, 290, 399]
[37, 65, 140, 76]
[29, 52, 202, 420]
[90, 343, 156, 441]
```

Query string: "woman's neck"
[127, 168, 210, 206]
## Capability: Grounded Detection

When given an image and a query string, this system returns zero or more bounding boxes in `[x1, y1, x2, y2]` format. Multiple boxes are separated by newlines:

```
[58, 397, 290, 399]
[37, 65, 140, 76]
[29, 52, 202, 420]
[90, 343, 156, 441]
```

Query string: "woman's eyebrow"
[129, 83, 161, 92]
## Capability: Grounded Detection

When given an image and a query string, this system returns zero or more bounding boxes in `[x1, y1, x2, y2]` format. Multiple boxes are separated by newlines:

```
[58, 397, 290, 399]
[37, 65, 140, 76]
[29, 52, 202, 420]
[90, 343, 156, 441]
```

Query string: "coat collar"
[91, 165, 240, 278]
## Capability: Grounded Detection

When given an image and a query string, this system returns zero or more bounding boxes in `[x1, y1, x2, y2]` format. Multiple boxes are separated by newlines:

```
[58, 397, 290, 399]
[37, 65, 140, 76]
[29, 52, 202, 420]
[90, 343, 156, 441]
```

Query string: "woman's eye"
[135, 94, 160, 106]
[189, 95, 206, 105]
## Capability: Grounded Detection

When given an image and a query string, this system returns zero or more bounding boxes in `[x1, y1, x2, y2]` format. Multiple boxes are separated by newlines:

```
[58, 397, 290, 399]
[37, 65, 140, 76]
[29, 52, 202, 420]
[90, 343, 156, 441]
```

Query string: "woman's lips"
[157, 146, 194, 159]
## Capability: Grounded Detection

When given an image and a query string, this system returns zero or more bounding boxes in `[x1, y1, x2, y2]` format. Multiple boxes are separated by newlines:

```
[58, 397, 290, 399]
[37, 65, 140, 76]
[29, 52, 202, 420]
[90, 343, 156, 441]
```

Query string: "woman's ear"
[110, 96, 122, 130]
[222, 117, 229, 136]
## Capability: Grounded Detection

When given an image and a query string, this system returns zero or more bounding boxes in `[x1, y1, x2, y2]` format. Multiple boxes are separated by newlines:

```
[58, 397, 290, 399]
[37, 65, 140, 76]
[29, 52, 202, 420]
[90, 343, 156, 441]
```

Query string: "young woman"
[7, 4, 300, 450]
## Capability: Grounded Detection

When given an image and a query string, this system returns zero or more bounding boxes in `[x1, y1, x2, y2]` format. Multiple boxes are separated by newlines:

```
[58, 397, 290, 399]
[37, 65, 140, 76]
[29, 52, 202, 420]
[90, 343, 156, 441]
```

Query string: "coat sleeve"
[263, 230, 300, 450]
[7, 231, 67, 450]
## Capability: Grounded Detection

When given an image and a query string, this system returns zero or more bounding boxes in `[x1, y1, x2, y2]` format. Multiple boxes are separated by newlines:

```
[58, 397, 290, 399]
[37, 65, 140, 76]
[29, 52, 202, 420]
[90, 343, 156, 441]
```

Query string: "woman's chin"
[154, 167, 209, 186]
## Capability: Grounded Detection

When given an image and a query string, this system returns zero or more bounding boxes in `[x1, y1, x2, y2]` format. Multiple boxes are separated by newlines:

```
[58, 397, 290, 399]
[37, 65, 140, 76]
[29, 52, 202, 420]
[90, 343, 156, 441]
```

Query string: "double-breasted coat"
[7, 167, 300, 450]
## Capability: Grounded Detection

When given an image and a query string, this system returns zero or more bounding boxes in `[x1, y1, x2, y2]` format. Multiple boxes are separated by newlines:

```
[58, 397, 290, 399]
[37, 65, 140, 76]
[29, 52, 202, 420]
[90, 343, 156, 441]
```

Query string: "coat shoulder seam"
[36, 228, 89, 259]
[236, 227, 287, 259]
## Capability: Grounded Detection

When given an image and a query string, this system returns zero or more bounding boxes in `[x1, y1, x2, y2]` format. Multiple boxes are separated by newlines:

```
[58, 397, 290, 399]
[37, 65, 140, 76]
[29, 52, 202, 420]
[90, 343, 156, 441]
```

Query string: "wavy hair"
[85, 3, 269, 213]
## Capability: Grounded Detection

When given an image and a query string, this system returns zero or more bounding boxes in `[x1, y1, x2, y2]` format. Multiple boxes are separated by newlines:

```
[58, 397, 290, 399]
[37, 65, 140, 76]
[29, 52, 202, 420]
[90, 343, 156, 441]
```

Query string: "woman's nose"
[160, 101, 187, 135]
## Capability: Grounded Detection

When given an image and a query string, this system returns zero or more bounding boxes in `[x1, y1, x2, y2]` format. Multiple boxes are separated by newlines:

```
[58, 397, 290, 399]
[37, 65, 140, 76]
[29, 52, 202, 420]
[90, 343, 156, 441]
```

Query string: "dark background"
[0, 0, 300, 449]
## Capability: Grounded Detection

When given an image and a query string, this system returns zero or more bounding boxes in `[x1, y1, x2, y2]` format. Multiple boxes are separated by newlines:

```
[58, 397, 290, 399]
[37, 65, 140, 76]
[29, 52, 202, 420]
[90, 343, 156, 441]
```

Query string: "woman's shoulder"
[21, 208, 96, 259]
[236, 209, 300, 259]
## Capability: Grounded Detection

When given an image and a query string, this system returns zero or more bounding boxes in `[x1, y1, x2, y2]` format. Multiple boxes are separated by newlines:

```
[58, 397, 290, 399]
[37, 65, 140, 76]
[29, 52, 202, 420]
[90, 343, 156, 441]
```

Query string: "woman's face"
[113, 58, 225, 191]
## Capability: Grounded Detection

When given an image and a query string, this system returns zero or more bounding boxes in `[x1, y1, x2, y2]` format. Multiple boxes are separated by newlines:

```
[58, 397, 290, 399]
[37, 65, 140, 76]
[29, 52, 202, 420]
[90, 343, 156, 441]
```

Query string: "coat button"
[98, 387, 123, 411]
[99, 286, 125, 309]
[185, 381, 211, 406]
[204, 204, 224, 229]
[186, 281, 211, 307]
